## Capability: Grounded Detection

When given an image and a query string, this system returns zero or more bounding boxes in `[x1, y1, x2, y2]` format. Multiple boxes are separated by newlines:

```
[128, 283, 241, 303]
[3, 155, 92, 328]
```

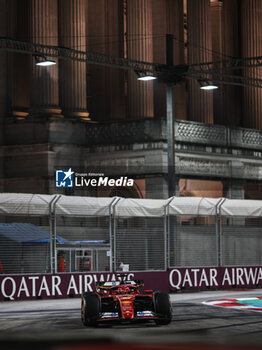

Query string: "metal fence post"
[49, 195, 61, 273]
[109, 197, 121, 272]
[215, 198, 225, 267]
[164, 197, 175, 270]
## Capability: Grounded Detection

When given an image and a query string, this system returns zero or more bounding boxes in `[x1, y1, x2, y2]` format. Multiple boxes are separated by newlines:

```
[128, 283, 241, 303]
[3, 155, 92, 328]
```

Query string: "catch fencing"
[0, 194, 262, 275]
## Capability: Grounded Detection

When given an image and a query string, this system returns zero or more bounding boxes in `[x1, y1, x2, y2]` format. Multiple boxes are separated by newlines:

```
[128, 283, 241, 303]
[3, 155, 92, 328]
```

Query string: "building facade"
[0, 0, 262, 199]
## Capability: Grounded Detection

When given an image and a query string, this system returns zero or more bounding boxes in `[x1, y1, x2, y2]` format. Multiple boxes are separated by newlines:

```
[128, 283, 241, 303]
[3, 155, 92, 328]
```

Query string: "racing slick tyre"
[81, 292, 101, 327]
[154, 292, 172, 325]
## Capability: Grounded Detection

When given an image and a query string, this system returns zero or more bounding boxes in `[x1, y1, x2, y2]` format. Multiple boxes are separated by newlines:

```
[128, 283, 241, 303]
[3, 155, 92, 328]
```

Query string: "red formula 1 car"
[81, 280, 172, 327]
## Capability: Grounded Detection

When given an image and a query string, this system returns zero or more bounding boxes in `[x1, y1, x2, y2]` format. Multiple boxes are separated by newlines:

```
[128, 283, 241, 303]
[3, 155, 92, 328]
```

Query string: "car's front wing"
[97, 310, 158, 323]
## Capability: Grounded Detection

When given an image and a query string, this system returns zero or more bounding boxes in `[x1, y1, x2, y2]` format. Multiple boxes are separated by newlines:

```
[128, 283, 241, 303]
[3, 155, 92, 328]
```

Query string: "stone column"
[126, 0, 154, 119]
[152, 0, 186, 120]
[222, 0, 241, 127]
[86, 0, 125, 121]
[187, 0, 213, 124]
[210, 0, 223, 125]
[0, 0, 7, 128]
[8, 0, 31, 118]
[59, 0, 89, 119]
[29, 0, 60, 116]
[241, 0, 262, 130]
[0, 0, 7, 191]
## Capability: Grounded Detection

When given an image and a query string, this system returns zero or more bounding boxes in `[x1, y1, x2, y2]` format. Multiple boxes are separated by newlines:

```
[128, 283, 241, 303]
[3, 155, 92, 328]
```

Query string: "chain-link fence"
[55, 215, 110, 273]
[0, 194, 262, 275]
[221, 217, 262, 266]
[115, 217, 165, 271]
[0, 214, 50, 274]
[169, 216, 217, 267]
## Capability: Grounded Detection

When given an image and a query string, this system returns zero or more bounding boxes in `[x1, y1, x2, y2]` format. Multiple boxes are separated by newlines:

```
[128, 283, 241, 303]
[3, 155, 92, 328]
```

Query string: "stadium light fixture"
[35, 56, 56, 66]
[199, 80, 218, 90]
[137, 75, 157, 81]
[136, 70, 157, 81]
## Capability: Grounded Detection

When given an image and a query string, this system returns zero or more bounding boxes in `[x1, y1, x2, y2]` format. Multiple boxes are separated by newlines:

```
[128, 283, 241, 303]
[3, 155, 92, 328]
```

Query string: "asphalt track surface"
[0, 289, 262, 350]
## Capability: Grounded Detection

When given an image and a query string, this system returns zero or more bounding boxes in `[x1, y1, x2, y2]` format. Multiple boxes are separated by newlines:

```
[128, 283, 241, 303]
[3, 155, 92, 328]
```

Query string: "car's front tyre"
[81, 292, 101, 327]
[154, 292, 172, 325]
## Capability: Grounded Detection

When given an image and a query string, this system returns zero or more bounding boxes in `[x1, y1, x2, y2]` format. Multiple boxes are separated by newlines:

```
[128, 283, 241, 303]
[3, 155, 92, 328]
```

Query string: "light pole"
[165, 35, 218, 197]
[136, 34, 177, 198]
[166, 34, 175, 198]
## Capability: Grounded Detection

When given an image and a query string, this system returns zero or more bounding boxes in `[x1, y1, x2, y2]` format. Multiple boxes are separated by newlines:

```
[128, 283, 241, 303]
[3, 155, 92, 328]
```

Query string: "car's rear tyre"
[81, 292, 101, 327]
[154, 292, 172, 325]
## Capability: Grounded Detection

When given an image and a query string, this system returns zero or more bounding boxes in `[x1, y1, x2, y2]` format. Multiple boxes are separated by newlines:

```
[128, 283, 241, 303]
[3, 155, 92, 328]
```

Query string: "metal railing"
[83, 118, 262, 151]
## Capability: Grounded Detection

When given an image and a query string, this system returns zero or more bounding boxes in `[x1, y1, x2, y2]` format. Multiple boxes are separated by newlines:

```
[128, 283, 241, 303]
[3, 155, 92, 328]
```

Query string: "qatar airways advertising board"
[1, 266, 262, 301]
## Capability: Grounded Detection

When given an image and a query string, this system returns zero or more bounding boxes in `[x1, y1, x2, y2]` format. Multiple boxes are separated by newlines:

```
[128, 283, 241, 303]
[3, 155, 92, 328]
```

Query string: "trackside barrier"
[1, 266, 262, 301]
[0, 194, 262, 300]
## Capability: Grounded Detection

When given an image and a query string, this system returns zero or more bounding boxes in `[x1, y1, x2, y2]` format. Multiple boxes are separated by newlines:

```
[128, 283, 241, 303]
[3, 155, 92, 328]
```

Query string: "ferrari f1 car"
[81, 280, 172, 326]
